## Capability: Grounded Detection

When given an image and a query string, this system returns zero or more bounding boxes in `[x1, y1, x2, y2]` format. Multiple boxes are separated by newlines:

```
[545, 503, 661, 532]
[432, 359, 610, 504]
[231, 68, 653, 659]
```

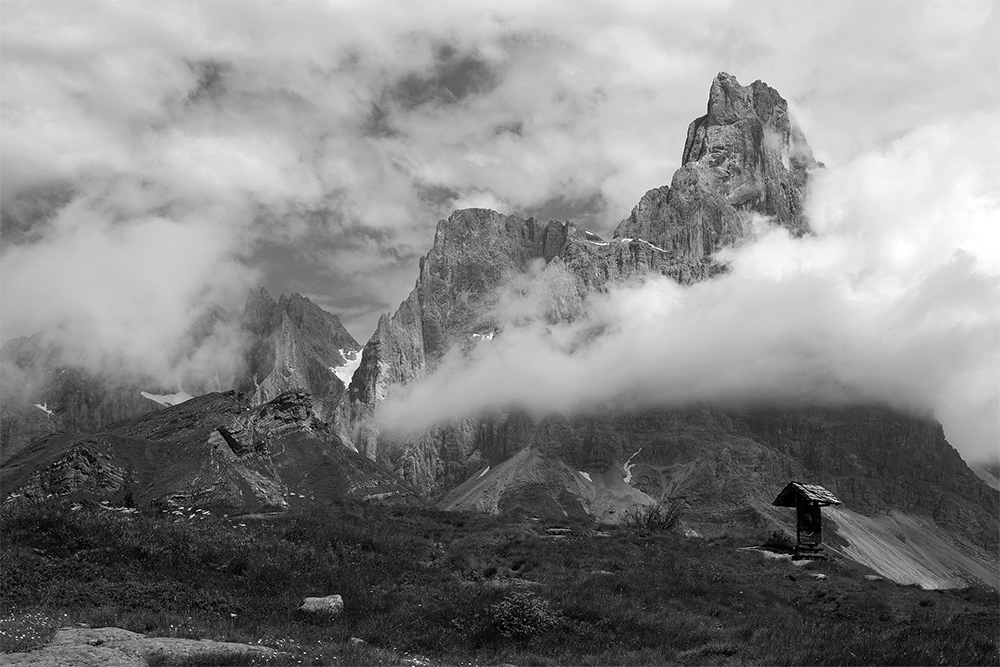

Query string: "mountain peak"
[682, 72, 813, 168]
[702, 72, 783, 127]
[616, 72, 817, 252]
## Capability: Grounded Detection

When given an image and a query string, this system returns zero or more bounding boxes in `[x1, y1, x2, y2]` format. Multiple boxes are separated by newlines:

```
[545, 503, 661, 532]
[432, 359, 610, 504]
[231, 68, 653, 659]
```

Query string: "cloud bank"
[376, 112, 1000, 462]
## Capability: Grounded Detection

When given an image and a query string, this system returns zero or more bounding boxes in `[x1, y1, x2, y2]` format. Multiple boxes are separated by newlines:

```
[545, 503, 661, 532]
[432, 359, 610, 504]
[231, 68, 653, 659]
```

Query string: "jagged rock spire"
[616, 72, 818, 256]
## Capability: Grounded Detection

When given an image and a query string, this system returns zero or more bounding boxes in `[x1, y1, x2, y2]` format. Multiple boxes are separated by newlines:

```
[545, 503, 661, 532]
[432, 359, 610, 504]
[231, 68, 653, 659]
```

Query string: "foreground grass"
[1, 499, 997, 666]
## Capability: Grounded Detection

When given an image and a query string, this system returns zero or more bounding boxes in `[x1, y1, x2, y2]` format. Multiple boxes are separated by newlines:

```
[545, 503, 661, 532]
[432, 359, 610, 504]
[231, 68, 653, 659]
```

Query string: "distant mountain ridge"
[0, 289, 360, 461]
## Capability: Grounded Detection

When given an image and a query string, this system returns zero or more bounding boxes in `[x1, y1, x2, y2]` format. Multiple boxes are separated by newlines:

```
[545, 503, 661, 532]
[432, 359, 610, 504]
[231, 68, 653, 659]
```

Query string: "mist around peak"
[375, 112, 1000, 464]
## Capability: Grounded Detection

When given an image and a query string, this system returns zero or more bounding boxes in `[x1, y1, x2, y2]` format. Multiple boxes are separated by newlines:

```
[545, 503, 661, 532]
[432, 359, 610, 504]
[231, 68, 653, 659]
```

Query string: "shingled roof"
[772, 481, 841, 507]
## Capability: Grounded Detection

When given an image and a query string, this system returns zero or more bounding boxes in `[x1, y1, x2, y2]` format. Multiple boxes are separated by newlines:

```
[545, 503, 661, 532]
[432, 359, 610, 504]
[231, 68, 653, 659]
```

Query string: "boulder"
[2, 626, 283, 667]
[299, 594, 344, 617]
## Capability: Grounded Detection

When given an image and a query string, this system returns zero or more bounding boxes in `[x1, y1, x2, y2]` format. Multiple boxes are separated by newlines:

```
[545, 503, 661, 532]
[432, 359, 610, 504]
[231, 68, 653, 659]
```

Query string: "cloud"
[376, 112, 1000, 463]
[1, 0, 996, 411]
[0, 185, 256, 389]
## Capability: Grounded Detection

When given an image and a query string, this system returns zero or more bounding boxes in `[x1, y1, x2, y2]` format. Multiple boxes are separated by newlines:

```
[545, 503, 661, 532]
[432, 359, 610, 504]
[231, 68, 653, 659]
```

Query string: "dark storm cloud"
[493, 120, 524, 137]
[0, 182, 75, 250]
[185, 59, 231, 104]
[362, 102, 398, 139]
[415, 182, 461, 208]
[392, 45, 500, 109]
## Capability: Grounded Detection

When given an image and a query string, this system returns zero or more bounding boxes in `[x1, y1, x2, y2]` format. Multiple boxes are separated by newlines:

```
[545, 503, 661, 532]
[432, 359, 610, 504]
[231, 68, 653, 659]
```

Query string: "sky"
[1, 1, 998, 460]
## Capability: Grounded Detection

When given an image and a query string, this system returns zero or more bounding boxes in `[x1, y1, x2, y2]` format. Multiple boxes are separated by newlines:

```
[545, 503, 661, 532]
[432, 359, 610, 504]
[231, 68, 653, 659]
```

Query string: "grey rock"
[2, 626, 283, 667]
[299, 594, 344, 617]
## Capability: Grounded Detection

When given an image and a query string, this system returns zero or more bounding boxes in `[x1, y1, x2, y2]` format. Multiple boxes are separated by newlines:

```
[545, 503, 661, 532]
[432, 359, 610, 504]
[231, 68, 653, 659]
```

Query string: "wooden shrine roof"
[772, 481, 842, 507]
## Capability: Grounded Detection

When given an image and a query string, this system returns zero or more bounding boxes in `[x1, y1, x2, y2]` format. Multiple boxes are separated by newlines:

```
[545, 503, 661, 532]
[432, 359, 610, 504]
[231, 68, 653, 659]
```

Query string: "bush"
[621, 502, 681, 531]
[488, 591, 561, 639]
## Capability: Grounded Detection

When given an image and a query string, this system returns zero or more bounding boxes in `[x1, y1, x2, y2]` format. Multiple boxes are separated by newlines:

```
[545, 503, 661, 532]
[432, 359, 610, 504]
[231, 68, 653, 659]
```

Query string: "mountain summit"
[618, 72, 817, 253]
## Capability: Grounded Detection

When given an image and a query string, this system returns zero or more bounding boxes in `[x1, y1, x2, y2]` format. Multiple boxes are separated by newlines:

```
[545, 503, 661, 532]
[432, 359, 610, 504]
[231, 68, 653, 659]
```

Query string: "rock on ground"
[1, 626, 283, 667]
[299, 594, 344, 616]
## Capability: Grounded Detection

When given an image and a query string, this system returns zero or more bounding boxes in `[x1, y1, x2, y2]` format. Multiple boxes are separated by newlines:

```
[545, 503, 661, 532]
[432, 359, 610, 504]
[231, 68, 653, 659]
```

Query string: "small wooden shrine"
[772, 481, 841, 557]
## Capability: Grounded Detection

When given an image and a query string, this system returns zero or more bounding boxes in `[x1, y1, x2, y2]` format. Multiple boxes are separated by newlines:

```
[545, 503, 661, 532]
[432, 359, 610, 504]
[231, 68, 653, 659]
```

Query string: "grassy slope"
[1, 500, 997, 666]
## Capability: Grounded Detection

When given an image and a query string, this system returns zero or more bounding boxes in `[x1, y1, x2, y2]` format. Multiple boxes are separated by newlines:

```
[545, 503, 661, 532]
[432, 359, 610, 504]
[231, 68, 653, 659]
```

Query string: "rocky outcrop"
[3, 626, 284, 667]
[415, 210, 571, 361]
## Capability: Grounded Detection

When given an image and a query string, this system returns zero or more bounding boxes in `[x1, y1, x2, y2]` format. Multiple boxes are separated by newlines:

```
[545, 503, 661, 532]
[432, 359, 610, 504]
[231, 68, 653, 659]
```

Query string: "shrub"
[488, 591, 561, 639]
[621, 502, 681, 531]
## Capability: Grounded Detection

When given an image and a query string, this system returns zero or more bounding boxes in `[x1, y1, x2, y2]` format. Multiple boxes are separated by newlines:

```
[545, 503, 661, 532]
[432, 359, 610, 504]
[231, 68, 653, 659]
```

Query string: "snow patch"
[617, 237, 670, 253]
[579, 471, 592, 483]
[471, 332, 495, 341]
[623, 448, 643, 484]
[477, 465, 491, 479]
[34, 403, 55, 417]
[634, 238, 670, 253]
[330, 349, 362, 386]
[141, 390, 193, 407]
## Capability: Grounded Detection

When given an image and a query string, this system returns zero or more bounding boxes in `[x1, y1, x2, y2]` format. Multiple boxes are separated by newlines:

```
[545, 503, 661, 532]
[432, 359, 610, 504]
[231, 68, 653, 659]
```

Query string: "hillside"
[1, 390, 415, 513]
[2, 501, 997, 666]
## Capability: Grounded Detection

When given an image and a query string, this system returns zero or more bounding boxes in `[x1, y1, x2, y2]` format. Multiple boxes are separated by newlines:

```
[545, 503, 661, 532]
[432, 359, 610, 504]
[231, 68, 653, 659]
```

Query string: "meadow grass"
[1, 498, 997, 665]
